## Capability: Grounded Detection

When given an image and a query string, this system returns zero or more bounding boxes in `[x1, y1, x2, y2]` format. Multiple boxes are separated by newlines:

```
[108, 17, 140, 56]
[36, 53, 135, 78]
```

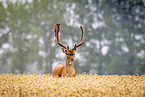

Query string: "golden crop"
[0, 73, 144, 97]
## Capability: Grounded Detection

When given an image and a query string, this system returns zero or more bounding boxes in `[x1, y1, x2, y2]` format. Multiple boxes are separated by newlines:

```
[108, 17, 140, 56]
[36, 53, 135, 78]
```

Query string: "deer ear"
[61, 48, 67, 54]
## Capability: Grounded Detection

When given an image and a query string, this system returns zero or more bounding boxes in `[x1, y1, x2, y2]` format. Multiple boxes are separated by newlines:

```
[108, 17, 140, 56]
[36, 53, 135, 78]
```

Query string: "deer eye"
[70, 54, 73, 56]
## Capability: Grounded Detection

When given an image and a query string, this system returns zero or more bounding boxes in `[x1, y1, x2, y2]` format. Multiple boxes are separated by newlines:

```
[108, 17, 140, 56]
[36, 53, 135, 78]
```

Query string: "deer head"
[53, 23, 84, 63]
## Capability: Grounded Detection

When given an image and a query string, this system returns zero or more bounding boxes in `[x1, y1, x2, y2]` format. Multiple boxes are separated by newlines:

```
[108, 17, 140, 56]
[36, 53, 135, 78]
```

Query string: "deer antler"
[53, 23, 67, 49]
[72, 26, 84, 50]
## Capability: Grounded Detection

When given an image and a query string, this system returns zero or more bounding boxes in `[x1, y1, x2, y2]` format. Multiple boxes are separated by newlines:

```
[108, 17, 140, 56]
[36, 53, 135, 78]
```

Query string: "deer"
[52, 23, 84, 77]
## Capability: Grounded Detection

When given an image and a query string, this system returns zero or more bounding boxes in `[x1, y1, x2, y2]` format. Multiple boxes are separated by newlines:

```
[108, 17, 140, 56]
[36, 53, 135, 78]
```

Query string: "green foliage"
[0, 0, 144, 74]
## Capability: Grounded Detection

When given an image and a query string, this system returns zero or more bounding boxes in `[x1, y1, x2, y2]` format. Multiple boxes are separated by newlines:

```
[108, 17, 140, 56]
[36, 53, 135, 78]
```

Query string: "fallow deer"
[52, 23, 84, 77]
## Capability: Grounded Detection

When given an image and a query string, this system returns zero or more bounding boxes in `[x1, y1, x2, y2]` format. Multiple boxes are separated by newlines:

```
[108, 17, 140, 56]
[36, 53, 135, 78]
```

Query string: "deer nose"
[71, 58, 74, 61]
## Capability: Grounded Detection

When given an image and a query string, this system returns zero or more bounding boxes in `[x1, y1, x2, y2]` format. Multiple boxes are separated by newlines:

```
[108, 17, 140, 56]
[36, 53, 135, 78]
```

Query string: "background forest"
[0, 0, 145, 75]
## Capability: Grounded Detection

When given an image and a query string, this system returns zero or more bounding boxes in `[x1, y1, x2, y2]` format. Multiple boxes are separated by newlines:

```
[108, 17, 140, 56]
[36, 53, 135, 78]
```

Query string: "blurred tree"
[67, 0, 145, 75]
[0, 2, 9, 73]
[72, 0, 109, 74]
[29, 0, 68, 73]
[7, 2, 30, 73]
[5, 1, 31, 73]
[0, 2, 7, 46]
[106, 0, 145, 74]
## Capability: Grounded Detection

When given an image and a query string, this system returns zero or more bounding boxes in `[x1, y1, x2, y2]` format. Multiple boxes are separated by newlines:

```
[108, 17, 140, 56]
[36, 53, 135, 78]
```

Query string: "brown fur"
[53, 49, 76, 77]
[53, 64, 64, 77]
[53, 64, 76, 77]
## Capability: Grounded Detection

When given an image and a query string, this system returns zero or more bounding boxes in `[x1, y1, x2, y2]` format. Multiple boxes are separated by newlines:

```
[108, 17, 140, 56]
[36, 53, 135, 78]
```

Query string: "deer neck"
[65, 57, 74, 70]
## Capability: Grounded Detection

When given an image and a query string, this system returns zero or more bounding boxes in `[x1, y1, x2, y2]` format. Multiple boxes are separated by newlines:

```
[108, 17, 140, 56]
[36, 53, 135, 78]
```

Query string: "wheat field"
[0, 73, 144, 97]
